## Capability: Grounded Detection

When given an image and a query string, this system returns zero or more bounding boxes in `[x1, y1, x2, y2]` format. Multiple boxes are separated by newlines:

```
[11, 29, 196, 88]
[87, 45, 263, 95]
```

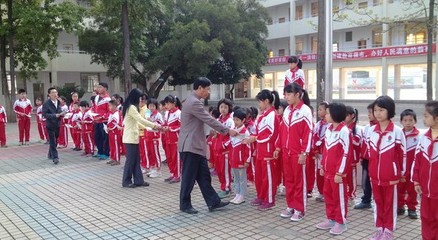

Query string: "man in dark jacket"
[42, 87, 66, 164]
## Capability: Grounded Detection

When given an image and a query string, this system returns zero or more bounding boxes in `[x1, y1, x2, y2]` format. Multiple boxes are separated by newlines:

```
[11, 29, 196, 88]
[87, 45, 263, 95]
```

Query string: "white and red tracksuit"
[284, 67, 305, 89]
[57, 104, 69, 147]
[81, 109, 95, 154]
[255, 107, 280, 204]
[69, 101, 80, 145]
[397, 127, 419, 211]
[13, 98, 32, 143]
[36, 105, 48, 142]
[145, 110, 163, 169]
[412, 129, 438, 240]
[161, 110, 169, 162]
[276, 101, 313, 212]
[212, 114, 234, 192]
[245, 119, 257, 183]
[366, 121, 406, 232]
[164, 107, 181, 178]
[0, 104, 6, 146]
[321, 122, 351, 224]
[107, 110, 123, 162]
[346, 123, 363, 199]
[69, 109, 82, 150]
[313, 119, 329, 195]
[230, 125, 251, 168]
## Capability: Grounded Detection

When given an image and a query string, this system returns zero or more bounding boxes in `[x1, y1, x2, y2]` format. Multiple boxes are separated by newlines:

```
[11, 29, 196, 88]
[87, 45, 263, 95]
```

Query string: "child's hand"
[208, 162, 213, 169]
[414, 182, 422, 195]
[334, 175, 343, 183]
[298, 154, 306, 165]
[273, 149, 280, 159]
[400, 176, 406, 183]
[244, 162, 249, 168]
[320, 169, 324, 176]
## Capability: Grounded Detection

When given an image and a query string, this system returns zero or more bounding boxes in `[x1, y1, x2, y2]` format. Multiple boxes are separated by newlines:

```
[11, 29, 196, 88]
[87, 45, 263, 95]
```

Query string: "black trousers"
[47, 127, 59, 160]
[94, 123, 109, 156]
[122, 143, 145, 187]
[179, 152, 220, 210]
[361, 159, 373, 204]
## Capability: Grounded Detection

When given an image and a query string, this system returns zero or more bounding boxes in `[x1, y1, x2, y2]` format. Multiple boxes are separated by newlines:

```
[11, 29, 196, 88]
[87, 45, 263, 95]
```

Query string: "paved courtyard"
[0, 121, 422, 239]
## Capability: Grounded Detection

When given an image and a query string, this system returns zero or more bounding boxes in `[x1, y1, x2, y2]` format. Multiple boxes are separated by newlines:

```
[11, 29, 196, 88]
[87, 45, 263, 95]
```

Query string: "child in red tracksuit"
[345, 106, 363, 201]
[275, 83, 312, 221]
[229, 108, 251, 205]
[246, 89, 280, 211]
[305, 106, 316, 198]
[212, 98, 234, 198]
[107, 100, 123, 166]
[69, 92, 80, 149]
[36, 98, 49, 144]
[57, 96, 69, 148]
[145, 98, 163, 178]
[316, 103, 351, 235]
[366, 96, 406, 240]
[412, 101, 438, 240]
[162, 95, 182, 184]
[207, 107, 220, 175]
[160, 100, 169, 166]
[13, 89, 32, 145]
[313, 101, 329, 202]
[80, 101, 95, 156]
[69, 102, 82, 151]
[397, 109, 419, 219]
[277, 100, 288, 196]
[244, 106, 258, 185]
[0, 103, 7, 147]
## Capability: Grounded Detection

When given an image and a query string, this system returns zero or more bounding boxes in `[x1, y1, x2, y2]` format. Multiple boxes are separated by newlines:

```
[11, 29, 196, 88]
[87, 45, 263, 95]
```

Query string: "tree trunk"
[316, 0, 326, 120]
[147, 67, 172, 98]
[7, 0, 16, 122]
[122, 0, 131, 95]
[426, 0, 434, 100]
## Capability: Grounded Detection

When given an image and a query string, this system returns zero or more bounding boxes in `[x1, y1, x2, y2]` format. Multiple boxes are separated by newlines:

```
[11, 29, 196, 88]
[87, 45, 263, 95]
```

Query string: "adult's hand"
[228, 129, 238, 137]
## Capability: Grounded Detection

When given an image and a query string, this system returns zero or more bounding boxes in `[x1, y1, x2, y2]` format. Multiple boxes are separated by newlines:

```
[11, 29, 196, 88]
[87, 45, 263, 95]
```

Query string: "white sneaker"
[149, 171, 161, 178]
[146, 169, 155, 176]
[278, 185, 285, 196]
[141, 168, 147, 174]
[290, 210, 304, 222]
[280, 208, 294, 218]
[234, 195, 245, 204]
[230, 195, 239, 204]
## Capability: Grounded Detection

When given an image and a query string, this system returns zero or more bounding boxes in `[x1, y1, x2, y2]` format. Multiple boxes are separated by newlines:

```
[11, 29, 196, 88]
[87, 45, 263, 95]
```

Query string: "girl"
[69, 92, 80, 149]
[277, 100, 288, 196]
[80, 101, 95, 157]
[367, 96, 406, 240]
[107, 100, 123, 166]
[57, 96, 69, 148]
[274, 82, 312, 221]
[306, 105, 316, 198]
[145, 98, 163, 178]
[69, 102, 82, 151]
[160, 100, 169, 167]
[412, 101, 438, 240]
[344, 106, 363, 202]
[212, 98, 234, 198]
[245, 89, 280, 211]
[162, 95, 182, 184]
[313, 101, 329, 202]
[317, 103, 350, 235]
[284, 56, 305, 89]
[207, 107, 220, 176]
[69, 92, 80, 112]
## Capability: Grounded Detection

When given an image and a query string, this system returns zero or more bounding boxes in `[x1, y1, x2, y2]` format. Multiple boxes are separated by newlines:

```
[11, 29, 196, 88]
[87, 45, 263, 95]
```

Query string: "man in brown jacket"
[178, 77, 237, 214]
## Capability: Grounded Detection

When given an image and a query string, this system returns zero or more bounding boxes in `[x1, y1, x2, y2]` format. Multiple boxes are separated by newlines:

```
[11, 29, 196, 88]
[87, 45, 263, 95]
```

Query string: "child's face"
[289, 62, 297, 70]
[19, 92, 26, 99]
[108, 104, 117, 112]
[258, 99, 269, 111]
[373, 106, 389, 122]
[36, 99, 42, 106]
[367, 108, 376, 121]
[325, 108, 334, 124]
[219, 103, 229, 115]
[148, 104, 156, 111]
[165, 102, 175, 110]
[345, 113, 354, 124]
[72, 94, 79, 101]
[80, 106, 86, 112]
[284, 91, 299, 106]
[159, 104, 165, 111]
[233, 117, 243, 127]
[318, 106, 326, 119]
[277, 106, 285, 116]
[423, 109, 438, 128]
[401, 115, 416, 131]
[60, 99, 65, 104]
[73, 104, 79, 111]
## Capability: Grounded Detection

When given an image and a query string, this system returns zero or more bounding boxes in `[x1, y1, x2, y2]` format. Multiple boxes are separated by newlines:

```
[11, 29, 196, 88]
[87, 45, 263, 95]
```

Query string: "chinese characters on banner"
[267, 44, 436, 65]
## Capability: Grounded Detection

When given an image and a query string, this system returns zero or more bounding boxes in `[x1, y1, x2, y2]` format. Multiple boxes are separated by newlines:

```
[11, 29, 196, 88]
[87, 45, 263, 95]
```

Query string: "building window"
[406, 31, 426, 45]
[295, 38, 304, 55]
[278, 49, 286, 56]
[346, 31, 353, 42]
[80, 73, 100, 93]
[358, 39, 367, 49]
[264, 73, 273, 88]
[268, 50, 274, 58]
[279, 17, 286, 23]
[373, 0, 382, 6]
[333, 42, 339, 52]
[372, 28, 383, 47]
[62, 44, 74, 53]
[358, 1, 368, 9]
[311, 2, 318, 17]
[311, 36, 318, 53]
[295, 5, 303, 20]
[76, 0, 91, 8]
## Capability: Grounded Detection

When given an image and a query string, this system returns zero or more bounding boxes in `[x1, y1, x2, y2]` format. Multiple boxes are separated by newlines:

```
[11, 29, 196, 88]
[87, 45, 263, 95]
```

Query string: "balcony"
[260, 0, 290, 8]
[267, 21, 291, 40]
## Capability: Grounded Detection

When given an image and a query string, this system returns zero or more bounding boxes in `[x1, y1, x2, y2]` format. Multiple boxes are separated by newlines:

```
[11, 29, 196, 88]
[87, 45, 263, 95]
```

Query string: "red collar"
[169, 107, 179, 114]
[347, 122, 356, 130]
[261, 107, 275, 118]
[219, 113, 231, 122]
[289, 100, 304, 111]
[404, 127, 420, 137]
[290, 67, 299, 73]
[328, 122, 346, 131]
[373, 120, 395, 133]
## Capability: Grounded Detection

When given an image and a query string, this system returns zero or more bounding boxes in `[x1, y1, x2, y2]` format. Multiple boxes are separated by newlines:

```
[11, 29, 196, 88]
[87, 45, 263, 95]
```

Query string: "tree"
[0, 0, 84, 121]
[316, 0, 326, 118]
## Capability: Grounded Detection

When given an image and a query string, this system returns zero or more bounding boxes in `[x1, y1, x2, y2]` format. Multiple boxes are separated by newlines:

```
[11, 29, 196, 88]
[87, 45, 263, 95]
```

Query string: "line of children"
[313, 101, 329, 202]
[345, 106, 363, 203]
[57, 96, 69, 148]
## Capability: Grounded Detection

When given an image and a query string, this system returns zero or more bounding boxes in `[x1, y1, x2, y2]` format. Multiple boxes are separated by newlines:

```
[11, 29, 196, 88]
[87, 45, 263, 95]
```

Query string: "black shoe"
[408, 210, 418, 219]
[137, 182, 150, 187]
[208, 201, 230, 212]
[181, 207, 198, 214]
[397, 207, 406, 216]
[53, 158, 59, 165]
[354, 202, 372, 209]
[123, 184, 137, 188]
[75, 148, 82, 151]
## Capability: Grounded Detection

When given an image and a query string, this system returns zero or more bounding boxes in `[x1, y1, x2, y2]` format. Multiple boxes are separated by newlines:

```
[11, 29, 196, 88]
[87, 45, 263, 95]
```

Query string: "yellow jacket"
[139, 105, 147, 137]
[122, 105, 155, 144]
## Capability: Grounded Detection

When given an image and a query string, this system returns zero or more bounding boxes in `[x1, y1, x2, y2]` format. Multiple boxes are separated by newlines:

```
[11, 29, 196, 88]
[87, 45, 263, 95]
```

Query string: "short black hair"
[425, 101, 438, 118]
[233, 107, 247, 121]
[367, 103, 374, 110]
[284, 82, 310, 106]
[90, 96, 96, 102]
[400, 109, 417, 122]
[47, 87, 56, 94]
[328, 102, 347, 123]
[79, 100, 89, 107]
[256, 89, 280, 110]
[319, 101, 329, 109]
[372, 95, 395, 119]
[279, 99, 288, 110]
[109, 100, 118, 106]
[211, 109, 220, 119]
[18, 88, 26, 94]
[217, 98, 234, 114]
[147, 98, 159, 109]
[72, 101, 79, 106]
[98, 82, 108, 90]
[59, 96, 67, 102]
[193, 77, 211, 90]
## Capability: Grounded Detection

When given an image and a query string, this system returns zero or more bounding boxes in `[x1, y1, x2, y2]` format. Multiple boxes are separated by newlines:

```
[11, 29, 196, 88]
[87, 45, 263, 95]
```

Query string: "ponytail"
[163, 95, 182, 110]
[346, 106, 359, 136]
[284, 82, 310, 107]
[272, 91, 280, 110]
[256, 89, 280, 110]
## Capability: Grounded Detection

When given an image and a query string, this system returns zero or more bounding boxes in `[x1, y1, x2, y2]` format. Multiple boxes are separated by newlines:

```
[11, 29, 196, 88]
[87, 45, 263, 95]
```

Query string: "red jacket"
[145, 110, 163, 141]
[285, 68, 305, 89]
[81, 109, 94, 133]
[360, 121, 378, 160]
[312, 119, 328, 155]
[13, 98, 32, 120]
[321, 122, 351, 179]
[230, 125, 250, 168]
[347, 123, 363, 165]
[107, 110, 123, 135]
[403, 127, 420, 177]
[412, 129, 438, 199]
[36, 105, 45, 123]
[276, 101, 313, 155]
[92, 94, 111, 123]
[164, 107, 181, 144]
[0, 105, 6, 123]
[256, 107, 279, 159]
[212, 114, 234, 154]
[367, 121, 406, 186]
[69, 109, 82, 130]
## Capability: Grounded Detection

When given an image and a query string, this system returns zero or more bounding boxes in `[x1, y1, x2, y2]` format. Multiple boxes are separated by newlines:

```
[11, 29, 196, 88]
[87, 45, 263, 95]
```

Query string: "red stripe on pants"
[282, 151, 306, 212]
[18, 118, 30, 142]
[82, 132, 94, 154]
[372, 183, 397, 231]
[57, 125, 68, 147]
[139, 136, 148, 169]
[323, 177, 348, 224]
[346, 165, 357, 198]
[246, 156, 255, 183]
[71, 129, 82, 149]
[109, 131, 121, 161]
[420, 196, 438, 240]
[37, 120, 45, 140]
[214, 153, 231, 191]
[146, 140, 161, 169]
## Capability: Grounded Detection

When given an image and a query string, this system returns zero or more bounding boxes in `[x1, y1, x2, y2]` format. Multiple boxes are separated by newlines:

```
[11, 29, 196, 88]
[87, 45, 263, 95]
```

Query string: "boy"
[80, 101, 94, 156]
[0, 103, 7, 147]
[69, 102, 82, 151]
[35, 98, 48, 144]
[107, 100, 123, 166]
[57, 96, 69, 148]
[13, 89, 32, 145]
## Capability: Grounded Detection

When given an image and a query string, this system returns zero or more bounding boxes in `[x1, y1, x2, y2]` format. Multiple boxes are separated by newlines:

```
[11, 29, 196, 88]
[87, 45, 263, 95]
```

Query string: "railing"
[57, 49, 88, 54]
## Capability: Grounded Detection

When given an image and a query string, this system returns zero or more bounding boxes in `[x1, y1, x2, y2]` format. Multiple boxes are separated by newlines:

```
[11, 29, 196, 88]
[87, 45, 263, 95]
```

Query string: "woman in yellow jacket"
[122, 89, 160, 188]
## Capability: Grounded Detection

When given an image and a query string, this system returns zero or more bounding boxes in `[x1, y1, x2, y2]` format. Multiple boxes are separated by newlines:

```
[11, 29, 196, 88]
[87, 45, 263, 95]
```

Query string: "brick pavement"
[0, 121, 422, 239]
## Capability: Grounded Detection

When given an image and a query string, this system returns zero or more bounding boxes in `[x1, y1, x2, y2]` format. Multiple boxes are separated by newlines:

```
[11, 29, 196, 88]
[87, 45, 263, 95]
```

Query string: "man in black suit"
[42, 87, 66, 165]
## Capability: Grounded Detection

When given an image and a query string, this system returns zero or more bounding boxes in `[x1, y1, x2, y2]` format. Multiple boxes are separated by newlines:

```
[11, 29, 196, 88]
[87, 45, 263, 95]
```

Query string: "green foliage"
[56, 85, 85, 103]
